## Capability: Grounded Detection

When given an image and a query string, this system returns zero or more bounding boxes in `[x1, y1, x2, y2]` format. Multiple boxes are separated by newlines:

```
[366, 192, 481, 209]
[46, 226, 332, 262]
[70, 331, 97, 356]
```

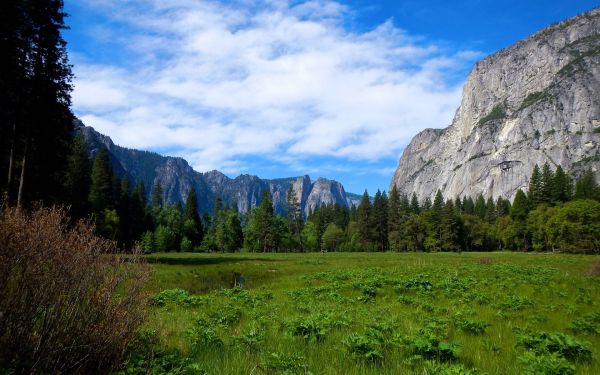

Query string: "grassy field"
[134, 252, 600, 374]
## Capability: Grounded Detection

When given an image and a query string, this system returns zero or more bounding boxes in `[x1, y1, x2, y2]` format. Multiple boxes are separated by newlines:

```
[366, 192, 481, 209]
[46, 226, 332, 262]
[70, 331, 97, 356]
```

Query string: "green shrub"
[407, 329, 459, 361]
[516, 331, 592, 362]
[343, 334, 384, 363]
[518, 352, 575, 375]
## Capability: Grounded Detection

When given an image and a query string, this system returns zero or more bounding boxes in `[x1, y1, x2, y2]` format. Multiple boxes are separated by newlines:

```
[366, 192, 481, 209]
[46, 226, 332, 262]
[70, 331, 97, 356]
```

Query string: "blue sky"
[63, 0, 598, 195]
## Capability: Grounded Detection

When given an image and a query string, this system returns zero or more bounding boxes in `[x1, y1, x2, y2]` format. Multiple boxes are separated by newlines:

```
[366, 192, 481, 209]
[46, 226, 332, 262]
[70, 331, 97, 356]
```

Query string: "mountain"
[391, 8, 600, 201]
[77, 120, 357, 216]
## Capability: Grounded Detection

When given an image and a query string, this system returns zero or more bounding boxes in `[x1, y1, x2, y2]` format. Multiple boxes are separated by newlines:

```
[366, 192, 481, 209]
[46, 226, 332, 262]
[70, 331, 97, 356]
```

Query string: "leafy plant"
[518, 352, 575, 375]
[516, 331, 592, 362]
[407, 329, 459, 362]
[343, 334, 384, 363]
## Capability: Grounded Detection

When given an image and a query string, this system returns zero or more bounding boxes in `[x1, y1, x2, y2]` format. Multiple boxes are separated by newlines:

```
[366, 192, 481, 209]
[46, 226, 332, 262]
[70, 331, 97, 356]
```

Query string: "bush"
[0, 206, 149, 374]
[516, 331, 592, 362]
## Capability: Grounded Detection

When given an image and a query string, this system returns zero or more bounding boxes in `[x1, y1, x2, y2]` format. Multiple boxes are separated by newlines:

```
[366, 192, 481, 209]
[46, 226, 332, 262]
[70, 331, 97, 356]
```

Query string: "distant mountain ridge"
[77, 120, 361, 215]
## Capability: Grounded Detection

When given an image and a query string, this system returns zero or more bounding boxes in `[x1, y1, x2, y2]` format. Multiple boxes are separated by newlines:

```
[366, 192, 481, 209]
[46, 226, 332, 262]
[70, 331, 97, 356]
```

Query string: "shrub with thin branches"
[0, 206, 149, 374]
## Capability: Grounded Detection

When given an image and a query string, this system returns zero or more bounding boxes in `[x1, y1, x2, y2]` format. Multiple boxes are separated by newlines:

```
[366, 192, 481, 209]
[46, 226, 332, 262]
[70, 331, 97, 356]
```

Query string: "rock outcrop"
[391, 8, 600, 201]
[78, 121, 357, 215]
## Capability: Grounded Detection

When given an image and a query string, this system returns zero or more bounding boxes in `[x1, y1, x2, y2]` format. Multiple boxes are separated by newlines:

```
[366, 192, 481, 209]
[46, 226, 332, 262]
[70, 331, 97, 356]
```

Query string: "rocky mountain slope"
[78, 121, 359, 216]
[391, 8, 600, 201]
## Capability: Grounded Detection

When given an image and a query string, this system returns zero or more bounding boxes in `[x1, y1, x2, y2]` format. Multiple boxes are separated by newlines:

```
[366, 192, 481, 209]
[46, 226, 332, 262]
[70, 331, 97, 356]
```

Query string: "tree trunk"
[17, 142, 27, 209]
[6, 122, 16, 203]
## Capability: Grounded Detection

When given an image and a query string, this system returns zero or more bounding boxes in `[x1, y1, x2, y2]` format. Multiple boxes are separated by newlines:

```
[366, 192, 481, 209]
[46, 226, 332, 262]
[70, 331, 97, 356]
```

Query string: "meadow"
[125, 252, 600, 375]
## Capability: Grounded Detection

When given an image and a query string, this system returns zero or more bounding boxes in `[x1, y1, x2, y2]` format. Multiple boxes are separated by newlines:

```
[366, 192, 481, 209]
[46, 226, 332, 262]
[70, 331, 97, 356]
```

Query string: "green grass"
[132, 252, 600, 374]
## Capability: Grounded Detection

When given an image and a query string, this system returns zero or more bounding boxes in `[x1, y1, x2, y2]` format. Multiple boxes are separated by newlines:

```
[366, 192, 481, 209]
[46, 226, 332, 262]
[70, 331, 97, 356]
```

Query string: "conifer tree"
[484, 196, 496, 223]
[540, 162, 555, 204]
[474, 194, 486, 219]
[528, 164, 542, 206]
[64, 134, 91, 219]
[574, 169, 599, 201]
[88, 147, 113, 213]
[184, 187, 203, 246]
[1, 0, 74, 206]
[357, 190, 373, 245]
[410, 193, 420, 214]
[441, 199, 461, 251]
[372, 190, 388, 251]
[552, 165, 571, 202]
[151, 181, 163, 208]
[511, 189, 529, 222]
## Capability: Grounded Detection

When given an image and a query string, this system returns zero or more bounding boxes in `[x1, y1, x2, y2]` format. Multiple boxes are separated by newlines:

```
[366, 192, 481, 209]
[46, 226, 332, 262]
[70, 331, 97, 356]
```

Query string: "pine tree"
[574, 169, 599, 201]
[528, 164, 542, 206]
[184, 187, 203, 247]
[432, 190, 444, 221]
[2, 0, 74, 206]
[357, 190, 373, 245]
[410, 193, 420, 214]
[552, 165, 572, 202]
[511, 189, 529, 222]
[484, 196, 496, 223]
[372, 190, 388, 251]
[130, 182, 148, 245]
[441, 199, 461, 251]
[540, 162, 555, 204]
[151, 180, 163, 208]
[463, 196, 475, 215]
[474, 194, 486, 219]
[88, 147, 113, 213]
[63, 134, 91, 219]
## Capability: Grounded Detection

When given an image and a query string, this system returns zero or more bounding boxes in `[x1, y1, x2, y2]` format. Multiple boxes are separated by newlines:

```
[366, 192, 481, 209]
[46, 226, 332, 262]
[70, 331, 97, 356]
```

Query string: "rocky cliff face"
[391, 8, 600, 201]
[78, 121, 357, 215]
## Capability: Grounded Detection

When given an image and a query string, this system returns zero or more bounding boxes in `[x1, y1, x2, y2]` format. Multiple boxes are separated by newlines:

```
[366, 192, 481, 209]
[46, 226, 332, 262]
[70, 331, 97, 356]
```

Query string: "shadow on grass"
[145, 255, 280, 266]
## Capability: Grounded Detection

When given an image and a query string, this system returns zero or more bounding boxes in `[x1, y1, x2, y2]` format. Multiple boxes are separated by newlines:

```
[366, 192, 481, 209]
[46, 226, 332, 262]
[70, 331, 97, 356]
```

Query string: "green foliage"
[407, 329, 459, 361]
[518, 352, 575, 375]
[89, 147, 114, 213]
[321, 223, 344, 251]
[189, 318, 224, 350]
[478, 104, 506, 125]
[516, 331, 592, 362]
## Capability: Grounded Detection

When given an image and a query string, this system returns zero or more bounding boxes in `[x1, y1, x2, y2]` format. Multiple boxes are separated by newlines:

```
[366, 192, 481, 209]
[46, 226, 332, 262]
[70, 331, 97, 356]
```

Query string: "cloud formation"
[71, 0, 479, 175]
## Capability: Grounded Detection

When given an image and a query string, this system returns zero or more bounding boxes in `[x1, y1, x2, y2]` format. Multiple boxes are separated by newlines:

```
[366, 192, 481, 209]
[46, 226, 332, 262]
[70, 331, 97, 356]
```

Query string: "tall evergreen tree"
[441, 199, 461, 251]
[540, 162, 555, 204]
[357, 190, 373, 245]
[1, 0, 73, 206]
[474, 194, 486, 219]
[88, 147, 113, 213]
[410, 193, 420, 214]
[511, 189, 529, 222]
[574, 169, 598, 201]
[151, 180, 163, 208]
[552, 165, 572, 202]
[528, 164, 543, 206]
[184, 187, 203, 247]
[484, 196, 496, 223]
[372, 190, 388, 251]
[63, 134, 91, 219]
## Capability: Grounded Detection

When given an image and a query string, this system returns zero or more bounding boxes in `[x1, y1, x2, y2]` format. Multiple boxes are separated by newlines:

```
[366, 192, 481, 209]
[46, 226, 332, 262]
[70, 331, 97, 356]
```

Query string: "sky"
[63, 0, 599, 195]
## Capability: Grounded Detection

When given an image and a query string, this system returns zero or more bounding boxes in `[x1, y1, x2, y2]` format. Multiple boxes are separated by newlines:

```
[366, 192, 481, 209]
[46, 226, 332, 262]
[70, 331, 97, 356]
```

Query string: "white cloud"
[71, 0, 479, 175]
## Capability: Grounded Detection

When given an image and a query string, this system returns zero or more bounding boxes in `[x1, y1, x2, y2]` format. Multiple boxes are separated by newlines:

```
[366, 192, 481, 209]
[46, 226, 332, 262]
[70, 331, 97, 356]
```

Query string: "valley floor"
[136, 252, 600, 374]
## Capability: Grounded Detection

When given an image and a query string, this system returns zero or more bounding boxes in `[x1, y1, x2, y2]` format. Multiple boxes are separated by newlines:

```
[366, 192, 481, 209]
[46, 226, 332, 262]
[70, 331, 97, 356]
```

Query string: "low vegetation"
[0, 207, 149, 374]
[117, 252, 600, 374]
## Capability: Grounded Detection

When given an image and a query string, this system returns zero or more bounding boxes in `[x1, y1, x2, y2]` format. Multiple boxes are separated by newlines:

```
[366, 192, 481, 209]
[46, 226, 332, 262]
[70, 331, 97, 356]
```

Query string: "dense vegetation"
[121, 252, 600, 375]
[71, 148, 599, 254]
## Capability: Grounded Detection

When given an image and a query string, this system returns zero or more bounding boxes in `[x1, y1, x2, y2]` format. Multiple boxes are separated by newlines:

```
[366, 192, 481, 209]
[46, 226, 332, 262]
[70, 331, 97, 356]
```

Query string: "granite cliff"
[391, 8, 600, 201]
